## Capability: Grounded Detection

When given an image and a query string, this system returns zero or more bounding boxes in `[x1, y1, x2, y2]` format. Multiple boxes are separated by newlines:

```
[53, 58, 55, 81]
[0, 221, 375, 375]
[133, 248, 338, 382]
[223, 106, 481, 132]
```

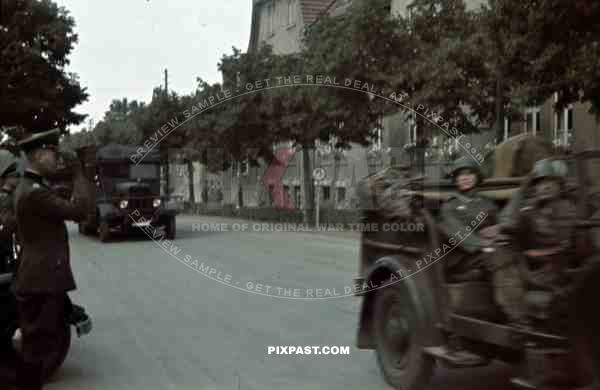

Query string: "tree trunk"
[301, 145, 314, 225]
[186, 159, 195, 204]
[163, 160, 171, 197]
[495, 77, 505, 143]
[238, 184, 244, 209]
[415, 114, 426, 175]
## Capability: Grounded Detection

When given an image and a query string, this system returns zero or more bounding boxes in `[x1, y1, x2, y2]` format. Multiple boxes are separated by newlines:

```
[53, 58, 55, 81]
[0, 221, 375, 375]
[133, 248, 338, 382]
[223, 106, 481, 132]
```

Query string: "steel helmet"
[0, 149, 17, 178]
[450, 157, 482, 181]
[530, 158, 568, 181]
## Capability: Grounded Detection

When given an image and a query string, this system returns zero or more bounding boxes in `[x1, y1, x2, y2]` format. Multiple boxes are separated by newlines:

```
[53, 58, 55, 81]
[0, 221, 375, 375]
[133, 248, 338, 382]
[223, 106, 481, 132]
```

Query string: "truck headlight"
[119, 200, 128, 209]
[153, 199, 161, 208]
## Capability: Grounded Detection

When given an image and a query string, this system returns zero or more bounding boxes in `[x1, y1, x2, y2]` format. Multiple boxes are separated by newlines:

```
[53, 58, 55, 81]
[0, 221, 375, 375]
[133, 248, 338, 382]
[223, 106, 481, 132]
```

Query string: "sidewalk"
[177, 214, 361, 240]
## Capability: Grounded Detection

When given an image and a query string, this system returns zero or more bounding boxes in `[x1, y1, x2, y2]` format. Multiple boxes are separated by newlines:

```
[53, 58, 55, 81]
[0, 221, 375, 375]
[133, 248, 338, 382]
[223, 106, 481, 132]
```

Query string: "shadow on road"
[76, 227, 227, 244]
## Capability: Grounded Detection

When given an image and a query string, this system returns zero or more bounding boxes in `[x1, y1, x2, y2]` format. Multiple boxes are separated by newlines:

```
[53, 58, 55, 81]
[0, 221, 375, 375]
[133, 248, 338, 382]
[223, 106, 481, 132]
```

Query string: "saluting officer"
[13, 129, 90, 390]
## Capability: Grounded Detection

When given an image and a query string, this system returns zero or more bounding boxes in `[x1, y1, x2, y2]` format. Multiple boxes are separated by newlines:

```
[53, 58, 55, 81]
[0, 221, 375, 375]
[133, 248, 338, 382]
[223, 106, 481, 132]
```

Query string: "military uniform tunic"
[14, 167, 90, 365]
[439, 189, 499, 278]
[497, 193, 578, 324]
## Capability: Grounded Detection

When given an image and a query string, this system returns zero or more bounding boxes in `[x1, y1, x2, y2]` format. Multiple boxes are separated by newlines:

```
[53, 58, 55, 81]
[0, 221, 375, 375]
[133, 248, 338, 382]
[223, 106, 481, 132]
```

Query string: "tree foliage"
[0, 0, 87, 134]
[485, 0, 600, 116]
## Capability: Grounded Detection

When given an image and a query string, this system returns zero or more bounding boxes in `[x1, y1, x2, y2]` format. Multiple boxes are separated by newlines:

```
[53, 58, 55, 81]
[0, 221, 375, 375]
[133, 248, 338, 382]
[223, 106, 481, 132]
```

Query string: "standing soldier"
[0, 149, 19, 274]
[13, 129, 90, 390]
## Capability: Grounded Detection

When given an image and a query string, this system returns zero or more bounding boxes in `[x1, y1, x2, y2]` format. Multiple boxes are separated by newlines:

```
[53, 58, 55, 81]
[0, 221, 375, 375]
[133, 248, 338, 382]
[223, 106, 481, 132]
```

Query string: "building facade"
[171, 0, 600, 210]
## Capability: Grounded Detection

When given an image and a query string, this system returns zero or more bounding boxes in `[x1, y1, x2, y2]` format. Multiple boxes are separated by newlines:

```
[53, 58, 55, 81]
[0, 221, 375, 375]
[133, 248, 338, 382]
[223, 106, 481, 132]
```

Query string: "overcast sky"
[55, 0, 252, 132]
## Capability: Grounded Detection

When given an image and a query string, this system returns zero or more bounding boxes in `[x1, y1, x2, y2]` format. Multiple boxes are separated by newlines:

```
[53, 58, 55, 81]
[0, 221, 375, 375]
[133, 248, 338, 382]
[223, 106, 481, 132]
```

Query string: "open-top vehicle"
[355, 135, 600, 390]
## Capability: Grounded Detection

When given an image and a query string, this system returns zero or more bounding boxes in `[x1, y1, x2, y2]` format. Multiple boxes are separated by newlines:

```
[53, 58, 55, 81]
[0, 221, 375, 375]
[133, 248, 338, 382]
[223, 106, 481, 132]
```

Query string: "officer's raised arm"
[16, 129, 90, 222]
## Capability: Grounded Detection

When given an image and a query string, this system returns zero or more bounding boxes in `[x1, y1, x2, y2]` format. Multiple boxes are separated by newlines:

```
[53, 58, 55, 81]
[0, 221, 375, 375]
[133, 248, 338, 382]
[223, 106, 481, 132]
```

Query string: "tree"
[217, 46, 286, 209]
[136, 88, 186, 196]
[93, 98, 146, 145]
[0, 0, 88, 134]
[485, 0, 600, 119]
[59, 128, 95, 153]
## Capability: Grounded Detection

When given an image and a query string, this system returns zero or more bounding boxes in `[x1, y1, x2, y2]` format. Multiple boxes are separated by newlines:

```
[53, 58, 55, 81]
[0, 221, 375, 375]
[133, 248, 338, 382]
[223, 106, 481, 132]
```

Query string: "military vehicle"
[74, 144, 177, 242]
[354, 135, 600, 390]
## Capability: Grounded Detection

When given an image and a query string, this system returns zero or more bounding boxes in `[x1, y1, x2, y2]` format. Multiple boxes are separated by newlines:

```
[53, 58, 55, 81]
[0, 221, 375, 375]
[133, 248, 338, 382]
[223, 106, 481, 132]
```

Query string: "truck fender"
[96, 203, 117, 220]
[356, 255, 438, 349]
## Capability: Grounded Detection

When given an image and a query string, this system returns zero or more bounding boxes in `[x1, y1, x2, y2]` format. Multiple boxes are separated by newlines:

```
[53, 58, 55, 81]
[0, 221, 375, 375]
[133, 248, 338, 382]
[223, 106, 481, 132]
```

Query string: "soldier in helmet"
[439, 156, 500, 281]
[0, 149, 19, 274]
[501, 158, 578, 325]
[12, 129, 91, 390]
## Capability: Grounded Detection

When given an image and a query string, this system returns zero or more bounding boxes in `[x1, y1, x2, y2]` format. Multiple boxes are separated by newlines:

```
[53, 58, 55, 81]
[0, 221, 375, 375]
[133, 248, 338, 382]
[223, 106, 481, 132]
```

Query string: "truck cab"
[76, 144, 177, 242]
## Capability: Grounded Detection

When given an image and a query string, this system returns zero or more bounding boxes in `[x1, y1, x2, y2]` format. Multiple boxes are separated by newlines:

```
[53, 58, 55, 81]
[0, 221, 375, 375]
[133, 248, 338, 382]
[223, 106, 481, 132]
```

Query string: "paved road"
[40, 215, 513, 390]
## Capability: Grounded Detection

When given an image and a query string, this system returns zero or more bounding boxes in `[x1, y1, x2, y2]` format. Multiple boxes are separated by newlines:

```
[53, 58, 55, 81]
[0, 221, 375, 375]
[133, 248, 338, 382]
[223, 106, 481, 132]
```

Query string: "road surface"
[37, 215, 513, 390]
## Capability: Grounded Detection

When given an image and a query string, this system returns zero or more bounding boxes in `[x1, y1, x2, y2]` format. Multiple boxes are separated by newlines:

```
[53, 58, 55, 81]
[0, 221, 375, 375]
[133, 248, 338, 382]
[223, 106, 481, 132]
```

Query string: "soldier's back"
[14, 175, 76, 294]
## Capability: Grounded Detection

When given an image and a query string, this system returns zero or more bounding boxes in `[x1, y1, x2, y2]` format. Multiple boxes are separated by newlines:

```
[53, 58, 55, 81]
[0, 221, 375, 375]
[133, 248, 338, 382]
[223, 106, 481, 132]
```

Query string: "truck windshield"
[130, 164, 159, 179]
[101, 163, 159, 179]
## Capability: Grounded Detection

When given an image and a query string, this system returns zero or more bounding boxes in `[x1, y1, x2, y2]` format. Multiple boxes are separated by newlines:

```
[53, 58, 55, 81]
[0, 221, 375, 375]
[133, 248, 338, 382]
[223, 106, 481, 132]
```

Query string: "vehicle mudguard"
[97, 202, 118, 219]
[356, 255, 440, 349]
[568, 259, 600, 379]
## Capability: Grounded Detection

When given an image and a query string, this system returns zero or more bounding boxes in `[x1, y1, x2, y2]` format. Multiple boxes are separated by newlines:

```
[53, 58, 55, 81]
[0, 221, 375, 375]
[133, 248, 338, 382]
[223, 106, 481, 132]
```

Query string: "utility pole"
[163, 68, 170, 197]
[164, 68, 169, 96]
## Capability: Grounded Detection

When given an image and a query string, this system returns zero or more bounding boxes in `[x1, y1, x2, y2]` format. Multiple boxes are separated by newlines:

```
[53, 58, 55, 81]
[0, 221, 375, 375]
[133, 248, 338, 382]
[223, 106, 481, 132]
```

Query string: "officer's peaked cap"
[17, 128, 60, 153]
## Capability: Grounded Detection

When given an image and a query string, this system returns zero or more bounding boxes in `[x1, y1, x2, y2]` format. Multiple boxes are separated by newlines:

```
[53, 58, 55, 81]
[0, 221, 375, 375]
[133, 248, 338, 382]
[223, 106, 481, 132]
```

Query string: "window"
[287, 0, 295, 26]
[376, 115, 384, 150]
[337, 187, 346, 203]
[322, 186, 330, 201]
[553, 93, 574, 147]
[524, 107, 541, 135]
[406, 5, 416, 34]
[294, 185, 301, 207]
[266, 2, 274, 35]
[240, 160, 248, 176]
[407, 111, 417, 145]
[504, 116, 511, 141]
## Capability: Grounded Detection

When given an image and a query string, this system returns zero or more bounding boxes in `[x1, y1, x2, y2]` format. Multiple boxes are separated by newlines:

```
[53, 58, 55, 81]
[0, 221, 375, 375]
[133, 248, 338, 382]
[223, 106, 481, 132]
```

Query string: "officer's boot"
[15, 359, 43, 390]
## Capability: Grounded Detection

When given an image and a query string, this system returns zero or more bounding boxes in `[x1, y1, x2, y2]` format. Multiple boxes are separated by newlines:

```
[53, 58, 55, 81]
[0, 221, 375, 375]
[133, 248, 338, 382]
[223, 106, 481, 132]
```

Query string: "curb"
[178, 214, 360, 239]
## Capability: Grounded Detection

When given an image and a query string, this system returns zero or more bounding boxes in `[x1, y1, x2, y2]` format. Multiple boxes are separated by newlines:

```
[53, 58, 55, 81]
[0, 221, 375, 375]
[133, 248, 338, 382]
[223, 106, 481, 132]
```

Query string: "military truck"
[354, 135, 600, 390]
[74, 144, 177, 242]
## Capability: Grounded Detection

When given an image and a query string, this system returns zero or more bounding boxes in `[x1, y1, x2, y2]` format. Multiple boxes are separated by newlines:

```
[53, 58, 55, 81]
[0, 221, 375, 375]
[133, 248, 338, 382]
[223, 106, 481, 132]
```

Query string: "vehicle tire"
[99, 221, 110, 243]
[373, 280, 435, 390]
[9, 322, 71, 382]
[41, 323, 71, 381]
[165, 217, 176, 240]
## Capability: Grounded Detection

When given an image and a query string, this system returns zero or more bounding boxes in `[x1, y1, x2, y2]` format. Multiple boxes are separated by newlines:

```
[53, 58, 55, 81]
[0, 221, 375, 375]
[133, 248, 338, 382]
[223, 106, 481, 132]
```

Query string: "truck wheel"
[165, 217, 176, 240]
[99, 221, 110, 243]
[373, 281, 435, 390]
